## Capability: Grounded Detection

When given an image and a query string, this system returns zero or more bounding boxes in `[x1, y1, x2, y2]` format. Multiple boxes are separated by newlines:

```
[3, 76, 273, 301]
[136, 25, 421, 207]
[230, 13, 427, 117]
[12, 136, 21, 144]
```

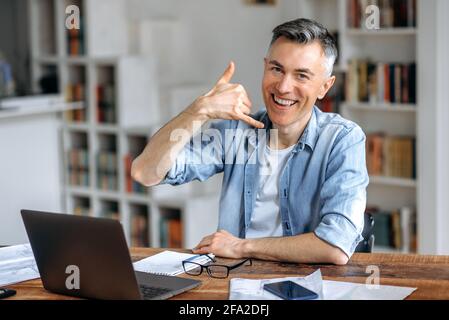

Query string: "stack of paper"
[0, 244, 40, 286]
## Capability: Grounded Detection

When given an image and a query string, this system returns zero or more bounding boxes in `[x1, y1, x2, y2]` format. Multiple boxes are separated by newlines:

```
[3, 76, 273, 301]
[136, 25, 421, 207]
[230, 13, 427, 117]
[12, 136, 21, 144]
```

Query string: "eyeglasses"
[182, 254, 252, 279]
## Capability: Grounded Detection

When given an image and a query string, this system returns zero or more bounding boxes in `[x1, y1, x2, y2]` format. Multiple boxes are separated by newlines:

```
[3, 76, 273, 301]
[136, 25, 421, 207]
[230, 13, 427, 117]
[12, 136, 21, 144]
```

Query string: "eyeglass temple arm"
[228, 258, 252, 270]
[184, 254, 216, 263]
[204, 254, 216, 262]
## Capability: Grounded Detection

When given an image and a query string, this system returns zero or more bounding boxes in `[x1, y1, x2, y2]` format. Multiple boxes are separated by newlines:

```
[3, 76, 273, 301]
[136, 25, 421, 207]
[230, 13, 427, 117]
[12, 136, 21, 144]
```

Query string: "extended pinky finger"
[238, 114, 265, 129]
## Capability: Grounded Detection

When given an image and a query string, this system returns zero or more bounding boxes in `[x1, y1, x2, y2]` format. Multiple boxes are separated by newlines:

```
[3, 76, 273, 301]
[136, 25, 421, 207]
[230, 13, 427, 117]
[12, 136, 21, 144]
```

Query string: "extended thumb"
[216, 61, 235, 85]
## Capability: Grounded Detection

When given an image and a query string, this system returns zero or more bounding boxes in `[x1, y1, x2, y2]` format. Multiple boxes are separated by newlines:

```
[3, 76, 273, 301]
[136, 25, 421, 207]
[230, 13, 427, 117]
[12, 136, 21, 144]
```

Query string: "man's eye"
[271, 67, 282, 73]
[297, 74, 309, 80]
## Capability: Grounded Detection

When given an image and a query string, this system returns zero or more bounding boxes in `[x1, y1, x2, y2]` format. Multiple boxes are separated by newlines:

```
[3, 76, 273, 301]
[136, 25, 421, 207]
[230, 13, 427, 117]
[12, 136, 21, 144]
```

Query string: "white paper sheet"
[0, 243, 40, 287]
[133, 250, 214, 276]
[229, 269, 416, 300]
[322, 280, 416, 300]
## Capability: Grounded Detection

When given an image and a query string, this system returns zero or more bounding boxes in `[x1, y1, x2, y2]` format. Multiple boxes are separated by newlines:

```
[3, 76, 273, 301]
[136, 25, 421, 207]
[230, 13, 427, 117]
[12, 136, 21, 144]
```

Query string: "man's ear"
[317, 75, 336, 100]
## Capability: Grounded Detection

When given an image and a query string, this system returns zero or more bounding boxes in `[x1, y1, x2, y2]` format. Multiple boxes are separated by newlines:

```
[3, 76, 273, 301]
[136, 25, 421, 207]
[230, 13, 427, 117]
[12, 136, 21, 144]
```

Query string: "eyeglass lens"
[207, 265, 229, 278]
[184, 262, 203, 275]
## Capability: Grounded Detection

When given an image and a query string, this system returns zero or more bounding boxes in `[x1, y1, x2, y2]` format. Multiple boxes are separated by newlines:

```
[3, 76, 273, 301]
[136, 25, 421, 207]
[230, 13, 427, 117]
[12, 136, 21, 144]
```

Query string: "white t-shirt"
[245, 139, 295, 239]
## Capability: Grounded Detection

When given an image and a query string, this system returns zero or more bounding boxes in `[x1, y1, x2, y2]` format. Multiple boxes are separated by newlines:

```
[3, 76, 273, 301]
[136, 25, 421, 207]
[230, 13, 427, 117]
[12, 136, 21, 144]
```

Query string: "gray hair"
[270, 18, 338, 77]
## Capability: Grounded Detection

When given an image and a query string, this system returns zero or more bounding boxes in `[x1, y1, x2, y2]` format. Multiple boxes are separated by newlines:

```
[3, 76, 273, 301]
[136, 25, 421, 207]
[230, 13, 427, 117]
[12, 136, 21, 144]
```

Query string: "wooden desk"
[8, 248, 449, 300]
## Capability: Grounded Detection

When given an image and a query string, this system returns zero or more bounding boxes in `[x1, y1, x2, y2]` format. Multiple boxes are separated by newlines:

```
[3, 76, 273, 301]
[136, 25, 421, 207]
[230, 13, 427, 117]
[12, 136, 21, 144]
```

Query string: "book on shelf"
[67, 149, 89, 187]
[101, 210, 120, 221]
[317, 72, 345, 113]
[96, 84, 116, 124]
[124, 154, 133, 192]
[97, 151, 118, 191]
[331, 31, 340, 66]
[366, 133, 416, 179]
[369, 206, 417, 253]
[168, 219, 182, 248]
[346, 60, 416, 105]
[124, 154, 148, 194]
[73, 205, 92, 217]
[65, 83, 86, 122]
[69, 171, 89, 187]
[348, 0, 416, 29]
[67, 15, 85, 55]
[100, 200, 120, 221]
[159, 211, 183, 248]
[317, 95, 339, 113]
[97, 173, 118, 191]
[131, 212, 150, 247]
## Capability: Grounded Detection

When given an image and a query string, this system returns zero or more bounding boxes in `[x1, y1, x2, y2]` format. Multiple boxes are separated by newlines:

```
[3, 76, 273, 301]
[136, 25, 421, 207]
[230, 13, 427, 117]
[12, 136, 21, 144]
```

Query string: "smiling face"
[262, 36, 335, 131]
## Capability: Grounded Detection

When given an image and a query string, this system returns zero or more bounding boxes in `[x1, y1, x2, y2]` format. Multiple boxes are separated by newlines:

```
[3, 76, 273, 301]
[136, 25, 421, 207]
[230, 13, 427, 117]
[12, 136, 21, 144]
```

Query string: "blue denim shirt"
[162, 106, 369, 257]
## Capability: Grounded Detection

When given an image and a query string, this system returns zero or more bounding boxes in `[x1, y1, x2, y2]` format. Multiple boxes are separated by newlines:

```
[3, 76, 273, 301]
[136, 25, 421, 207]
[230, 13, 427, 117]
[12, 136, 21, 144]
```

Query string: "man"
[132, 18, 368, 265]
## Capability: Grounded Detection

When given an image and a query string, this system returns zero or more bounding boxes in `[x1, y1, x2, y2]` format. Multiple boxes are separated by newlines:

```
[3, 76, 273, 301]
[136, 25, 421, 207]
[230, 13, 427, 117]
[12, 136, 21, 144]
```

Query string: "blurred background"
[0, 0, 448, 255]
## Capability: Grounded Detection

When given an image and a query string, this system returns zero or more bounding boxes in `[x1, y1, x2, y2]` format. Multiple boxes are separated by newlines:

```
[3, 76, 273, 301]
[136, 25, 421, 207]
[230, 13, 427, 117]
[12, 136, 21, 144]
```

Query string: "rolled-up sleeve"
[161, 120, 228, 186]
[314, 125, 369, 258]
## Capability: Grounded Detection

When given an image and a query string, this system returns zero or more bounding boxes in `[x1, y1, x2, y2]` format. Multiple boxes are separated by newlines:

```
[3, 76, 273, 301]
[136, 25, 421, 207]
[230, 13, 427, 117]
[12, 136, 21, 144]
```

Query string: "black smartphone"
[263, 280, 318, 300]
[0, 288, 17, 299]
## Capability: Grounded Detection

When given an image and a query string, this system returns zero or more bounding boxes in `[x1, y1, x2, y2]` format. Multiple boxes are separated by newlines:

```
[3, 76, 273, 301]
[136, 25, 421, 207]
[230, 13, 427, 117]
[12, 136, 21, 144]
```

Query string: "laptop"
[20, 209, 201, 300]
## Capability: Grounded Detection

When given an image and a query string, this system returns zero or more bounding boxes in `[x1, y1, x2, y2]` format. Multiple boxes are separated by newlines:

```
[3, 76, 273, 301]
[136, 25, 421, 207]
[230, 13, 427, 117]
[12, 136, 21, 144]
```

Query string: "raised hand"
[191, 61, 264, 129]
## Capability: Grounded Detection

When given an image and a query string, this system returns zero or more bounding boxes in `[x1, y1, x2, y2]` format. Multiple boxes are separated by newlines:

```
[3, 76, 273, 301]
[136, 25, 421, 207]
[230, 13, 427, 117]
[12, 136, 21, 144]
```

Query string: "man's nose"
[275, 75, 294, 94]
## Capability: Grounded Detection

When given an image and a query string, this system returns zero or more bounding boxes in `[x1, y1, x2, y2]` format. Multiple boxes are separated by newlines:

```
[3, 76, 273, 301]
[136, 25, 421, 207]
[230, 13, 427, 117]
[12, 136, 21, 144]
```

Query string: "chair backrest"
[355, 211, 375, 253]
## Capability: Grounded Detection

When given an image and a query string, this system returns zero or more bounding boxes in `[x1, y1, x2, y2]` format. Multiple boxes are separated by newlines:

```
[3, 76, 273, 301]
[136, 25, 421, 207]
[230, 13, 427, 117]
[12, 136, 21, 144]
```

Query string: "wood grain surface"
[7, 248, 449, 300]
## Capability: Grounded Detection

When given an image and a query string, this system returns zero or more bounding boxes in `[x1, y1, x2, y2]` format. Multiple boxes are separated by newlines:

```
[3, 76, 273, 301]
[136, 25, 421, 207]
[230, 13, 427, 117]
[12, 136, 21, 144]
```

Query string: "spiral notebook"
[133, 250, 214, 276]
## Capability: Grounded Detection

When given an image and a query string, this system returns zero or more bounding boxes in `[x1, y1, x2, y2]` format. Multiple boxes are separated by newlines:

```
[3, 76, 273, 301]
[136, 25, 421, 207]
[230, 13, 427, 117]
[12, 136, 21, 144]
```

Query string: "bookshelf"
[29, 0, 219, 249]
[341, 0, 417, 253]
[288, 0, 419, 253]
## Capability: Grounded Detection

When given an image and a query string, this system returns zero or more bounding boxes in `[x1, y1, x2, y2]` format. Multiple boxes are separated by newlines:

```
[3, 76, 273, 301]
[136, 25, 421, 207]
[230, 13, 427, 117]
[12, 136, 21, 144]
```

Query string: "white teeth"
[273, 95, 296, 106]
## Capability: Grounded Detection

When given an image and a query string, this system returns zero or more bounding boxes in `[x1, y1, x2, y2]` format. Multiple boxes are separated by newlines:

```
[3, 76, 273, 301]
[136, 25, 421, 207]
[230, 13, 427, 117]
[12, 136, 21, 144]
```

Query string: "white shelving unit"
[341, 102, 416, 113]
[368, 176, 417, 189]
[338, 0, 418, 254]
[29, 0, 220, 249]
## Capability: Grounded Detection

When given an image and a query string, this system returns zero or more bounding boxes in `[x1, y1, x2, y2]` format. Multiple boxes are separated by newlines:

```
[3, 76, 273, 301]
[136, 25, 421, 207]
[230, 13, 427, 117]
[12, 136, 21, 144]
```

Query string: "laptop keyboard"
[139, 285, 172, 299]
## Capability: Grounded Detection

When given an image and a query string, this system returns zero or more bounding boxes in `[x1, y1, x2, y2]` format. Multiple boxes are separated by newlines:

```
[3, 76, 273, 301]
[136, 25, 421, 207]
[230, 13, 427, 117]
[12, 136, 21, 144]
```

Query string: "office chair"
[355, 211, 375, 253]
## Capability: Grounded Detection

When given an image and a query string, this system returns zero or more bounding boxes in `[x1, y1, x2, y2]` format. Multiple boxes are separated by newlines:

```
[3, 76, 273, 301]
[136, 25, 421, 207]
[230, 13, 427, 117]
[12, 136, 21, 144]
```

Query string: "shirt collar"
[297, 106, 320, 152]
[258, 106, 320, 152]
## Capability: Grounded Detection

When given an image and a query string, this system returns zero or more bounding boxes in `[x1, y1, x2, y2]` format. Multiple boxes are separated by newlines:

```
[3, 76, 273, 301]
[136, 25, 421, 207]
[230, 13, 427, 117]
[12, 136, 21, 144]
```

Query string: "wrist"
[238, 238, 253, 257]
[184, 96, 211, 122]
